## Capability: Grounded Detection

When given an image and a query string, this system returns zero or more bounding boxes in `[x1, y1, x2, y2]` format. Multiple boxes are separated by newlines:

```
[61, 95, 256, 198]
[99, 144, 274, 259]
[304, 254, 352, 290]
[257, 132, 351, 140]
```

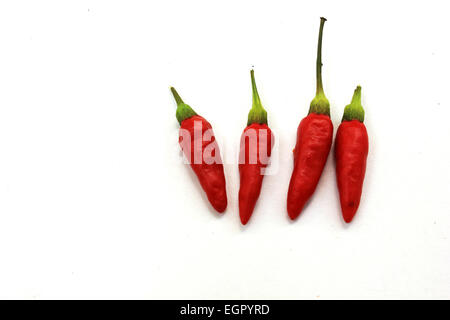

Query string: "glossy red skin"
[335, 120, 368, 223]
[238, 123, 273, 225]
[179, 115, 227, 213]
[287, 113, 333, 219]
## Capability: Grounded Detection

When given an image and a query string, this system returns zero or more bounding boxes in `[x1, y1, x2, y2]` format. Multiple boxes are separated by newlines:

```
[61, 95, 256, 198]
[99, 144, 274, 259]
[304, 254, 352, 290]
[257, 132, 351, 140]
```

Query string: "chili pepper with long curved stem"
[287, 17, 333, 220]
[170, 87, 227, 213]
[238, 70, 273, 225]
[335, 86, 368, 223]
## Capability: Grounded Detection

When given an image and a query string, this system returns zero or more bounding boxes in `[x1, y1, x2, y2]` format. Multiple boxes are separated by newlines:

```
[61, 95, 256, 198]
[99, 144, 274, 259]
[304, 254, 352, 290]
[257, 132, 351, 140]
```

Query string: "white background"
[0, 0, 449, 299]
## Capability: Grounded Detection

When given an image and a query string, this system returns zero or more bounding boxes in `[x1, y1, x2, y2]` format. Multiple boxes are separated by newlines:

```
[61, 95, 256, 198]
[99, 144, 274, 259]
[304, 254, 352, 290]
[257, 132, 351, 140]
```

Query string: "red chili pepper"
[171, 87, 227, 213]
[335, 86, 368, 223]
[287, 17, 333, 220]
[238, 70, 273, 225]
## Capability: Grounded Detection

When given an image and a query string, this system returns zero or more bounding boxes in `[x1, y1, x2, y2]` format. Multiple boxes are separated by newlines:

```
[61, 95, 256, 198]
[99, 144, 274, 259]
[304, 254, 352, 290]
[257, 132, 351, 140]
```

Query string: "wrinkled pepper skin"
[239, 123, 273, 225]
[286, 17, 332, 220]
[171, 87, 227, 213]
[287, 113, 333, 219]
[335, 119, 368, 223]
[238, 70, 273, 225]
[335, 85, 368, 223]
[179, 115, 227, 213]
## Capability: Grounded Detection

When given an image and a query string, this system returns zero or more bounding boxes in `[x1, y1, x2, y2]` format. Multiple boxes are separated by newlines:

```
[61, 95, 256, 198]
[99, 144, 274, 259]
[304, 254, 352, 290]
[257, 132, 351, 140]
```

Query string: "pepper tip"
[287, 210, 299, 221]
[342, 207, 357, 223]
[239, 214, 250, 225]
[344, 216, 353, 223]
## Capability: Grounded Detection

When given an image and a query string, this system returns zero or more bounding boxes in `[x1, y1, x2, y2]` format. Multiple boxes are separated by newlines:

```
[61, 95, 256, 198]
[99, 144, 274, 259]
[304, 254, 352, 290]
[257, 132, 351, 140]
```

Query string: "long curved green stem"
[316, 17, 327, 95]
[309, 17, 330, 116]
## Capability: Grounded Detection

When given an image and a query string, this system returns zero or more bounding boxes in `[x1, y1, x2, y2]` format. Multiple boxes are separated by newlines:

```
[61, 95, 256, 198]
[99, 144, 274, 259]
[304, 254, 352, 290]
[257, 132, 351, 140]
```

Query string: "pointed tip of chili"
[240, 215, 250, 225]
[287, 212, 297, 221]
[342, 206, 358, 223]
[287, 203, 305, 220]
[239, 200, 254, 225]
[287, 185, 310, 219]
[343, 215, 354, 223]
[212, 199, 227, 214]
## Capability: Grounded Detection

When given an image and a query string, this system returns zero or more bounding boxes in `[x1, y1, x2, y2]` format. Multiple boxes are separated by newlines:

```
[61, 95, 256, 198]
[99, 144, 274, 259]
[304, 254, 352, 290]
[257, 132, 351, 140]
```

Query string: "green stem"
[351, 85, 362, 105]
[342, 85, 364, 122]
[247, 69, 268, 126]
[316, 17, 326, 95]
[170, 86, 197, 124]
[251, 69, 261, 107]
[309, 17, 330, 116]
[170, 87, 184, 105]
